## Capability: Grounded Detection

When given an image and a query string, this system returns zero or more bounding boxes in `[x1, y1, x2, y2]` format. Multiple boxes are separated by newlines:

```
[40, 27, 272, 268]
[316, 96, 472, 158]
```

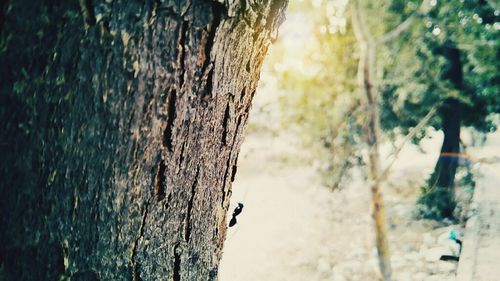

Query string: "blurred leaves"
[268, 0, 499, 188]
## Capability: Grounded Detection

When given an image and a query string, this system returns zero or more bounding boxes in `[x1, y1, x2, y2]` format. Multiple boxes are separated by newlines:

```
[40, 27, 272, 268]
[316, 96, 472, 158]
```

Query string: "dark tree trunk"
[424, 98, 462, 218]
[0, 1, 287, 280]
[421, 46, 463, 219]
[435, 99, 461, 189]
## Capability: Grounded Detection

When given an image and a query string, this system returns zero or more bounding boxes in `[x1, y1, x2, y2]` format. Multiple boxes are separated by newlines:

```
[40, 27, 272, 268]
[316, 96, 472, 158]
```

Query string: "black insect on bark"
[228, 203, 244, 227]
[0, 0, 287, 280]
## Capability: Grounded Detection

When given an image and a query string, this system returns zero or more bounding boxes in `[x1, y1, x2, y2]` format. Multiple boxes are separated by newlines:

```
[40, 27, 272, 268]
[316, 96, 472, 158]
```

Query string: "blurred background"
[218, 0, 499, 280]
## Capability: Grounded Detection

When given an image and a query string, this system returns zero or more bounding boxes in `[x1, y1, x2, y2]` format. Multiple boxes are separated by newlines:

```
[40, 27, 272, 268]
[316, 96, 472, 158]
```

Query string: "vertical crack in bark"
[0, 0, 8, 32]
[163, 89, 177, 152]
[201, 68, 214, 105]
[178, 140, 187, 166]
[252, 29, 261, 43]
[239, 86, 246, 103]
[131, 199, 151, 281]
[230, 156, 238, 182]
[220, 153, 232, 208]
[233, 115, 244, 143]
[154, 159, 167, 201]
[220, 114, 244, 207]
[200, 2, 223, 75]
[221, 103, 230, 146]
[200, 2, 223, 105]
[79, 0, 96, 27]
[173, 244, 181, 281]
[178, 20, 189, 91]
[249, 90, 256, 103]
[133, 265, 144, 281]
[147, 0, 159, 23]
[185, 166, 200, 242]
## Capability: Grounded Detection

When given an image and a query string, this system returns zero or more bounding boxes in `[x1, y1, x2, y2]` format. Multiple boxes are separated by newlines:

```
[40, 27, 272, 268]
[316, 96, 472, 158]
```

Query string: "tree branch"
[375, 105, 438, 185]
[350, 0, 374, 44]
[350, 0, 376, 88]
[377, 0, 431, 45]
[377, 16, 414, 45]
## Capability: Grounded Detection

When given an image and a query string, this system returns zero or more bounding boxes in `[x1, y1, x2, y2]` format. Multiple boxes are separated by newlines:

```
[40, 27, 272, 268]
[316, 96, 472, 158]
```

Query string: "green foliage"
[381, 0, 500, 134]
[416, 162, 476, 220]
[380, 0, 499, 218]
[455, 162, 476, 190]
[416, 187, 456, 220]
[272, 0, 498, 190]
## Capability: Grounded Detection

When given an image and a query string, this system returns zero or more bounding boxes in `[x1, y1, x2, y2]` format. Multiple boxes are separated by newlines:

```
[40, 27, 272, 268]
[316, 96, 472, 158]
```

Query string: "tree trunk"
[436, 99, 462, 188]
[0, 1, 287, 280]
[422, 46, 463, 219]
[424, 98, 461, 218]
[351, 2, 391, 280]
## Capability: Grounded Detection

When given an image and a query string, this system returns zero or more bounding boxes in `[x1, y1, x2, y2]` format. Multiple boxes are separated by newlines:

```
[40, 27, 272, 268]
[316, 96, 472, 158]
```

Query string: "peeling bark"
[0, 0, 287, 280]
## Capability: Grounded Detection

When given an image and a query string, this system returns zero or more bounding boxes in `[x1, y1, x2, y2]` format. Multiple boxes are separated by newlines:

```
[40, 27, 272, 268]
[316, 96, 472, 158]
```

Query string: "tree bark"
[0, 0, 287, 280]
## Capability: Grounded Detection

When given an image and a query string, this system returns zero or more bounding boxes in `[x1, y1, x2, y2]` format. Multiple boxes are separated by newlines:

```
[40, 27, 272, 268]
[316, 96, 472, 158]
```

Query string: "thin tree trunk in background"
[351, 1, 391, 280]
[0, 1, 287, 280]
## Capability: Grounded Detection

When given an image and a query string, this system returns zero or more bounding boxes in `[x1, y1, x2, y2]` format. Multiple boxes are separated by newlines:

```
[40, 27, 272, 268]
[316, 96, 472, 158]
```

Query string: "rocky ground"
[218, 128, 496, 281]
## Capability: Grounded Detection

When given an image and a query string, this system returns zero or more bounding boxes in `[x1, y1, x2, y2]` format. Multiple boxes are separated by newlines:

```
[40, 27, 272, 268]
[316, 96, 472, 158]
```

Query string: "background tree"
[277, 0, 498, 221]
[349, 0, 396, 278]
[381, 0, 500, 219]
[275, 1, 430, 279]
[0, 0, 287, 280]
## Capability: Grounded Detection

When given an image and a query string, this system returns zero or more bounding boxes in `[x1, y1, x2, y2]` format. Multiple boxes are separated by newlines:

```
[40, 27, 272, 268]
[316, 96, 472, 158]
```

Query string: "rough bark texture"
[0, 0, 287, 280]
